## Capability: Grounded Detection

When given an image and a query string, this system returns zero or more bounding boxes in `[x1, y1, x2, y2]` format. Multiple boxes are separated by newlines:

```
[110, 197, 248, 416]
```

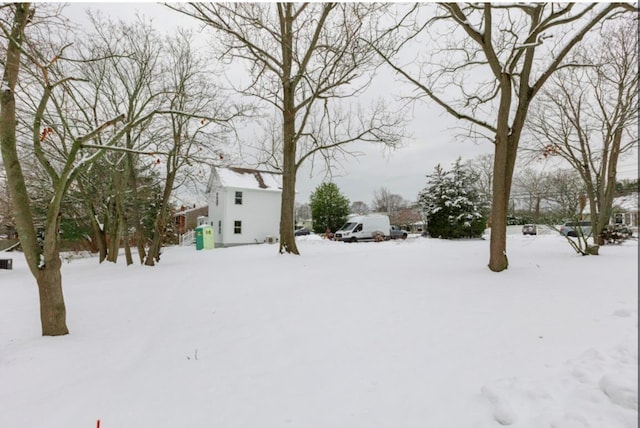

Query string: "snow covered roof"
[613, 192, 638, 212]
[581, 192, 638, 215]
[214, 167, 282, 192]
[174, 205, 208, 217]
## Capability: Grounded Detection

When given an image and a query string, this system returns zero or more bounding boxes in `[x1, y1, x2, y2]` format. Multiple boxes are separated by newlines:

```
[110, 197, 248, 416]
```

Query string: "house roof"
[173, 205, 208, 218]
[613, 192, 638, 212]
[583, 192, 639, 214]
[215, 167, 282, 191]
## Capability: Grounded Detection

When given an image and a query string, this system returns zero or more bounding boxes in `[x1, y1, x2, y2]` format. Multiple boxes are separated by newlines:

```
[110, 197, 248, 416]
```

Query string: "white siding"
[206, 167, 283, 247]
[222, 188, 280, 246]
[208, 186, 281, 247]
[208, 187, 227, 246]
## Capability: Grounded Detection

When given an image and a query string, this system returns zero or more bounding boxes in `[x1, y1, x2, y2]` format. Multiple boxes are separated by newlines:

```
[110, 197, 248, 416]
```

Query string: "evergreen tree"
[418, 158, 488, 239]
[309, 182, 350, 234]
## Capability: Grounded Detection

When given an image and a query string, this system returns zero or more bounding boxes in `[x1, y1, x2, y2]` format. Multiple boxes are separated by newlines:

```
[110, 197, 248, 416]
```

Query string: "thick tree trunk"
[94, 223, 108, 262]
[144, 170, 176, 266]
[278, 112, 299, 254]
[125, 150, 146, 264]
[37, 245, 68, 336]
[1, 3, 68, 336]
[279, 159, 298, 254]
[277, 5, 299, 255]
[85, 199, 108, 262]
[144, 223, 162, 266]
[37, 197, 70, 335]
[595, 128, 623, 246]
[489, 139, 510, 271]
[1, 4, 38, 269]
[124, 236, 133, 266]
[106, 212, 121, 263]
[144, 213, 167, 266]
[488, 75, 514, 272]
[279, 73, 298, 254]
[120, 202, 134, 266]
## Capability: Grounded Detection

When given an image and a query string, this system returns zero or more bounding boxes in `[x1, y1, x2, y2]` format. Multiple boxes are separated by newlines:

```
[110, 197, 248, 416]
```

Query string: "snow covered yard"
[0, 233, 637, 428]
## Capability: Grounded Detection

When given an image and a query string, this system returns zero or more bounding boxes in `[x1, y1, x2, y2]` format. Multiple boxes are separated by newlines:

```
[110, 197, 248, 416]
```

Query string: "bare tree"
[513, 167, 551, 221]
[0, 4, 187, 335]
[0, 4, 137, 335]
[72, 13, 166, 265]
[545, 168, 584, 219]
[295, 202, 311, 225]
[371, 187, 407, 223]
[373, 3, 636, 271]
[465, 154, 493, 207]
[60, 13, 241, 267]
[350, 201, 370, 215]
[143, 30, 241, 266]
[527, 16, 638, 246]
[167, 3, 404, 255]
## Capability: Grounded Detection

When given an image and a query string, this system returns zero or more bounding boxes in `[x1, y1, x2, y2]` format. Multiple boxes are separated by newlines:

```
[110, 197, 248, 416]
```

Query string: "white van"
[334, 214, 391, 242]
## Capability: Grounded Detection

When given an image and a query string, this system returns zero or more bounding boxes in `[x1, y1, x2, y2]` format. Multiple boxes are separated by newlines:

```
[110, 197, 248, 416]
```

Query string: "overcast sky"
[63, 3, 638, 206]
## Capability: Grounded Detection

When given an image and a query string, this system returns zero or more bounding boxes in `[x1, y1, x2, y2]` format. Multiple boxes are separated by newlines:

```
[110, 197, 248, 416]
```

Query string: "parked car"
[390, 225, 409, 240]
[559, 221, 592, 238]
[294, 227, 310, 236]
[522, 224, 537, 235]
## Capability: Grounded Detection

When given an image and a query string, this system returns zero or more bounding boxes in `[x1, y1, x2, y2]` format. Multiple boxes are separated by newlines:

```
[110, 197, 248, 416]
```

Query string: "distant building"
[393, 205, 422, 232]
[612, 192, 638, 228]
[174, 205, 208, 235]
[206, 166, 282, 247]
[579, 191, 638, 229]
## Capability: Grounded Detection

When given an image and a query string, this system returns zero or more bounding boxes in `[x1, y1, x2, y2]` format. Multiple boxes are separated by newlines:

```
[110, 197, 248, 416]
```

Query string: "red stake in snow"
[96, 420, 101, 428]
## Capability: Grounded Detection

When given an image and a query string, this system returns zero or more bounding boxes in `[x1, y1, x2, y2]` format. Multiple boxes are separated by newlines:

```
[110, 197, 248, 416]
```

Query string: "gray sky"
[63, 3, 638, 206]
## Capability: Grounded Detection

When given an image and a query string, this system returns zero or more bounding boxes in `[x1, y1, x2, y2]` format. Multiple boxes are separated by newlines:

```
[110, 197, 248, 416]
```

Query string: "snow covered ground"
[0, 228, 637, 428]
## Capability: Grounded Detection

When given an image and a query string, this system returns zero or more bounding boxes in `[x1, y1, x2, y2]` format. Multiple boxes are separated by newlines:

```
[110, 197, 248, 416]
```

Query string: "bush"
[419, 159, 488, 239]
[309, 182, 350, 234]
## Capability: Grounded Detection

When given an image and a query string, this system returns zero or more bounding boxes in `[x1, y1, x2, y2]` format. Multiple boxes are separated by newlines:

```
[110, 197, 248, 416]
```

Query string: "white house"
[579, 191, 638, 231]
[206, 166, 282, 247]
[612, 192, 638, 229]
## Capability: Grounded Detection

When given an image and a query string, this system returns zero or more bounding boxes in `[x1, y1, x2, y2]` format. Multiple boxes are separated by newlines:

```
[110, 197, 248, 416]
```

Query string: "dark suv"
[294, 227, 310, 236]
[390, 225, 409, 239]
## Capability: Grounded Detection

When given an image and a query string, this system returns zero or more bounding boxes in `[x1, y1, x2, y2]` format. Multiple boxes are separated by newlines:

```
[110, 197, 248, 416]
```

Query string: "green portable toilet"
[195, 224, 215, 250]
[195, 226, 205, 250]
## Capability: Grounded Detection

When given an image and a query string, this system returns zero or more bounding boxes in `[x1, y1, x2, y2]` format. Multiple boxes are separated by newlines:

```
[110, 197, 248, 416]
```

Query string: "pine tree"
[309, 182, 350, 234]
[419, 158, 488, 239]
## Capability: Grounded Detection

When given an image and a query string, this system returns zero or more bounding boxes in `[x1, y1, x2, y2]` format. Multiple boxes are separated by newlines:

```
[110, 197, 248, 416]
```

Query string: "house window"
[235, 191, 243, 205]
[216, 192, 219, 206]
[234, 221, 242, 234]
[218, 220, 221, 234]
